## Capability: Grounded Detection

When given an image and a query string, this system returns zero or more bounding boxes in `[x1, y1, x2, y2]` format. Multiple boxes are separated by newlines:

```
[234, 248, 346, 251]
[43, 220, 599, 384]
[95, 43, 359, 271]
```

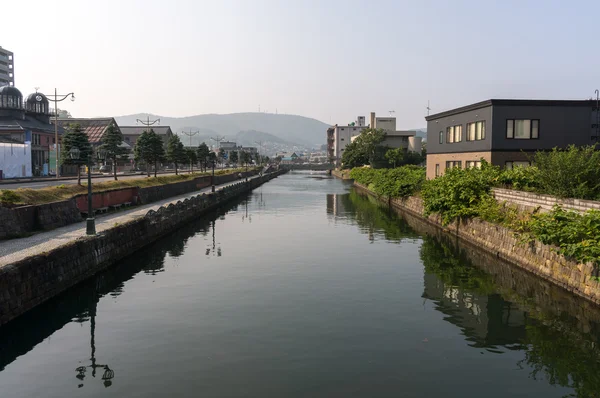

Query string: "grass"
[1, 168, 252, 206]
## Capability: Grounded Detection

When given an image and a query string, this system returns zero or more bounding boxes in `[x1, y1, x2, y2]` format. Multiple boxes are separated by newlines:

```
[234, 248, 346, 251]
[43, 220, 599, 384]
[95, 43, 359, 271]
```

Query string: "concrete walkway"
[0, 177, 255, 267]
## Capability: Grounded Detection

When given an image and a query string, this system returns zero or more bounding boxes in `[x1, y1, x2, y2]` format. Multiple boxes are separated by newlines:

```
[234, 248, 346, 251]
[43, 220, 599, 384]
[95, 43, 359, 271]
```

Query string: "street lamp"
[47, 89, 75, 178]
[70, 147, 105, 235]
[181, 129, 199, 173]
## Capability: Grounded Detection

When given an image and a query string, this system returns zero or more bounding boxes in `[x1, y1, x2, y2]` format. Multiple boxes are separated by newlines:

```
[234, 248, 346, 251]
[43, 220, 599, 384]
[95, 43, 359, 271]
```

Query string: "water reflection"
[0, 194, 248, 375]
[348, 188, 600, 397]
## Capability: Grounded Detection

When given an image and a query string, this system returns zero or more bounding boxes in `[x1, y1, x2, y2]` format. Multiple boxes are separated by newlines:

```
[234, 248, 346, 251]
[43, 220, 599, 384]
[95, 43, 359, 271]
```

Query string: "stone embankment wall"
[0, 171, 258, 240]
[353, 182, 600, 305]
[492, 188, 600, 213]
[0, 171, 284, 326]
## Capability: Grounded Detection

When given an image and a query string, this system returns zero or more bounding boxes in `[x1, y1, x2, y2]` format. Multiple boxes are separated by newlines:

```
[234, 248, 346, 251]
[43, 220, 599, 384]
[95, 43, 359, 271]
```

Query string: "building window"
[439, 131, 443, 144]
[466, 121, 486, 141]
[505, 161, 531, 170]
[466, 160, 482, 169]
[446, 125, 462, 143]
[445, 160, 462, 169]
[435, 164, 440, 177]
[506, 119, 539, 139]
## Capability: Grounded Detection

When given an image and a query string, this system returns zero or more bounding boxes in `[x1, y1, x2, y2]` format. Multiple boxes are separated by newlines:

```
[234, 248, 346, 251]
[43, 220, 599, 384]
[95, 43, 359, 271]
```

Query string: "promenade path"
[0, 176, 255, 267]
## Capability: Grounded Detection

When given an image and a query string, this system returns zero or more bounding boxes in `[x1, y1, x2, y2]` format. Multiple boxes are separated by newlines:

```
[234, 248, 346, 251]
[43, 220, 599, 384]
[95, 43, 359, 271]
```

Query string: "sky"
[2, 0, 599, 128]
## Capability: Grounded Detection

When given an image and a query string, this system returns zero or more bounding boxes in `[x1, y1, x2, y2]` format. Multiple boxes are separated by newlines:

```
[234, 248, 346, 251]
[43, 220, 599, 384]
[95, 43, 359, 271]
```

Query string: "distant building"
[0, 86, 64, 176]
[425, 99, 600, 179]
[56, 118, 120, 146]
[328, 113, 419, 167]
[119, 126, 173, 148]
[0, 47, 14, 87]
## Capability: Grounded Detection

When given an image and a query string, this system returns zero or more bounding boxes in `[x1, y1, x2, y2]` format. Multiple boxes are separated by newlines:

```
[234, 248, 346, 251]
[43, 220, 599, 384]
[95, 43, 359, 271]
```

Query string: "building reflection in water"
[345, 188, 600, 397]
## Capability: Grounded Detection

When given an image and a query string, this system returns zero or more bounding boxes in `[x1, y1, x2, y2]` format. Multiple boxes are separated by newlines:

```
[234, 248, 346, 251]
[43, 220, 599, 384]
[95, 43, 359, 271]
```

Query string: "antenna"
[34, 87, 40, 93]
[426, 100, 431, 116]
[388, 110, 395, 117]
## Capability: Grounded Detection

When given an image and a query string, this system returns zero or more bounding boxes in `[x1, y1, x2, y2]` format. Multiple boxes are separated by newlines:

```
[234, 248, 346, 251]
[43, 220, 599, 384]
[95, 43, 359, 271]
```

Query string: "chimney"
[370, 112, 376, 129]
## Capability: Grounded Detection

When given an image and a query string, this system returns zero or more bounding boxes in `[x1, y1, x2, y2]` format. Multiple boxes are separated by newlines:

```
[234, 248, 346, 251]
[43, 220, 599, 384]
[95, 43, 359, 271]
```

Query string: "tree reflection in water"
[346, 188, 600, 398]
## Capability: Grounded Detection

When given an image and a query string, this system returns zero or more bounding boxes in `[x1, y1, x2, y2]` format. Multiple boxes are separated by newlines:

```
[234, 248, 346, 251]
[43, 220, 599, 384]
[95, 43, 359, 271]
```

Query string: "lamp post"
[70, 147, 106, 235]
[136, 116, 160, 131]
[47, 89, 75, 178]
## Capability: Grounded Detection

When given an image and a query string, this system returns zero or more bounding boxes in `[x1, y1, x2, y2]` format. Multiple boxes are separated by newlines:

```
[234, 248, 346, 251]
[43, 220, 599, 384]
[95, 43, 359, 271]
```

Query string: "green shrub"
[526, 206, 600, 266]
[350, 166, 425, 198]
[0, 190, 21, 206]
[497, 166, 539, 191]
[420, 161, 500, 225]
[532, 145, 600, 199]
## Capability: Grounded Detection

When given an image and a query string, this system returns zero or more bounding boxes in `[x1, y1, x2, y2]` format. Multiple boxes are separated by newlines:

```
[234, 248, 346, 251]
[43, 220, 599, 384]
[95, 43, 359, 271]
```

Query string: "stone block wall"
[353, 182, 600, 305]
[36, 199, 83, 230]
[492, 188, 600, 213]
[138, 176, 212, 204]
[0, 171, 285, 326]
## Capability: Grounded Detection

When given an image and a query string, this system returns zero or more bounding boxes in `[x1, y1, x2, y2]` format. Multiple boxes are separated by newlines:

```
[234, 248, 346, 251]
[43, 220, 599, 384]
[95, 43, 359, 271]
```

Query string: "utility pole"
[181, 129, 199, 173]
[210, 135, 226, 168]
[136, 116, 160, 132]
[255, 141, 265, 165]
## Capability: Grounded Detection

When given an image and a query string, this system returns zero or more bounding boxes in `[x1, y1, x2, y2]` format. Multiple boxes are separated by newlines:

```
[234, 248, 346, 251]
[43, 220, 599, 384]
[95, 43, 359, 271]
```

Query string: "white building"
[331, 116, 368, 166]
[0, 138, 32, 178]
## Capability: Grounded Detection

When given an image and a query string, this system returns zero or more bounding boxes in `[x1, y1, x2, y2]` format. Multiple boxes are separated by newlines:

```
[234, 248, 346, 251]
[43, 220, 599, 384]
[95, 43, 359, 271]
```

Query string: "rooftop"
[55, 118, 118, 144]
[426, 99, 595, 121]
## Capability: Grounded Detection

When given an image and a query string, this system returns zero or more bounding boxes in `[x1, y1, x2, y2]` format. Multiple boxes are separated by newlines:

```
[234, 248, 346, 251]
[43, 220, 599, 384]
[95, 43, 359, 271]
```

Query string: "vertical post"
[211, 161, 215, 192]
[86, 155, 96, 235]
[55, 88, 59, 178]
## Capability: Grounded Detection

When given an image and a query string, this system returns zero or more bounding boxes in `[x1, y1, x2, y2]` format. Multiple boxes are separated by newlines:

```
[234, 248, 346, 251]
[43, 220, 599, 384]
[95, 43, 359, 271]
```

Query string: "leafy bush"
[526, 206, 600, 266]
[497, 165, 539, 191]
[350, 166, 425, 198]
[0, 190, 21, 206]
[533, 145, 600, 199]
[420, 161, 500, 224]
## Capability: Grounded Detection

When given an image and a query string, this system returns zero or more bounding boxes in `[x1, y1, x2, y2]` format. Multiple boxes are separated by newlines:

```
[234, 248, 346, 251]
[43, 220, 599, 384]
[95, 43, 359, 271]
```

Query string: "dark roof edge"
[425, 99, 594, 121]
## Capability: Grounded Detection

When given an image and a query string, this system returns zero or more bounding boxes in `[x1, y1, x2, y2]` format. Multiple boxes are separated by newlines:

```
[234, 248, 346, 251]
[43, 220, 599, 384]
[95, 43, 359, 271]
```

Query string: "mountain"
[411, 128, 427, 141]
[113, 112, 330, 146]
[235, 130, 291, 147]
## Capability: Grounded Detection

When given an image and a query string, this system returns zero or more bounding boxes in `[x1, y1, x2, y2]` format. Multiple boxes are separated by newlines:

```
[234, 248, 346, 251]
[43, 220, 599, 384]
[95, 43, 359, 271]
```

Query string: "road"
[0, 172, 180, 189]
[0, 168, 237, 189]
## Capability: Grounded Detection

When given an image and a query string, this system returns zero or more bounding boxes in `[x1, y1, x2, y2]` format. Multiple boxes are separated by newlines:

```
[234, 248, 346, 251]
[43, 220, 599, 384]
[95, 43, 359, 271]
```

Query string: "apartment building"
[425, 99, 600, 179]
[0, 47, 14, 87]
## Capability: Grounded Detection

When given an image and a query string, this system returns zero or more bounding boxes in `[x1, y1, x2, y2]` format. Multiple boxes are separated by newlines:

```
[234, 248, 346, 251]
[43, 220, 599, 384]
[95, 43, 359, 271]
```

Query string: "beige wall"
[426, 152, 492, 179]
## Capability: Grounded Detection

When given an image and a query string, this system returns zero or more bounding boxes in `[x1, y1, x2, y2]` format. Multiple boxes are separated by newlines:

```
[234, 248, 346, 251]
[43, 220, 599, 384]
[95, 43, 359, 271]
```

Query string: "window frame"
[466, 160, 482, 169]
[445, 160, 462, 169]
[435, 163, 440, 177]
[506, 119, 540, 140]
[439, 131, 443, 144]
[466, 121, 486, 141]
[446, 125, 462, 143]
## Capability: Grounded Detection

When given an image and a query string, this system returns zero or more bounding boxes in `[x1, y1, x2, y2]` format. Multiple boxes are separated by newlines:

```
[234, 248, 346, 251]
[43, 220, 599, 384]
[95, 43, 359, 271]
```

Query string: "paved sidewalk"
[0, 177, 255, 267]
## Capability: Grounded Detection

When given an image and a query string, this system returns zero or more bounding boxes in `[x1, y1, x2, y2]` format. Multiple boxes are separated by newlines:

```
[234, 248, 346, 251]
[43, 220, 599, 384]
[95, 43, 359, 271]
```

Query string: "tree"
[264, 156, 270, 164]
[340, 128, 387, 169]
[166, 135, 187, 175]
[60, 123, 92, 185]
[240, 151, 251, 168]
[218, 148, 226, 168]
[229, 150, 239, 166]
[254, 152, 261, 165]
[197, 142, 210, 172]
[186, 148, 198, 173]
[385, 148, 405, 168]
[134, 129, 165, 177]
[99, 124, 128, 181]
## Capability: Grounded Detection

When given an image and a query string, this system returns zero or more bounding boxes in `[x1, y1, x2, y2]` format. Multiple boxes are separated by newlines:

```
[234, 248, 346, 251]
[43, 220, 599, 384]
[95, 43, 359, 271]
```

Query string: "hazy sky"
[2, 0, 599, 128]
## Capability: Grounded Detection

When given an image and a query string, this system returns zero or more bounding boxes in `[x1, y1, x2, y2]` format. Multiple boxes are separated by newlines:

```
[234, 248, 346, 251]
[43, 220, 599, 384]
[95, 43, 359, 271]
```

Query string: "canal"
[1, 172, 600, 397]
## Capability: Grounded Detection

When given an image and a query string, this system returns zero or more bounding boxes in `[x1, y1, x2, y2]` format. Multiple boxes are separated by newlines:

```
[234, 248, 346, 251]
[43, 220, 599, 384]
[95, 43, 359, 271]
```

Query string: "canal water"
[1, 172, 600, 397]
